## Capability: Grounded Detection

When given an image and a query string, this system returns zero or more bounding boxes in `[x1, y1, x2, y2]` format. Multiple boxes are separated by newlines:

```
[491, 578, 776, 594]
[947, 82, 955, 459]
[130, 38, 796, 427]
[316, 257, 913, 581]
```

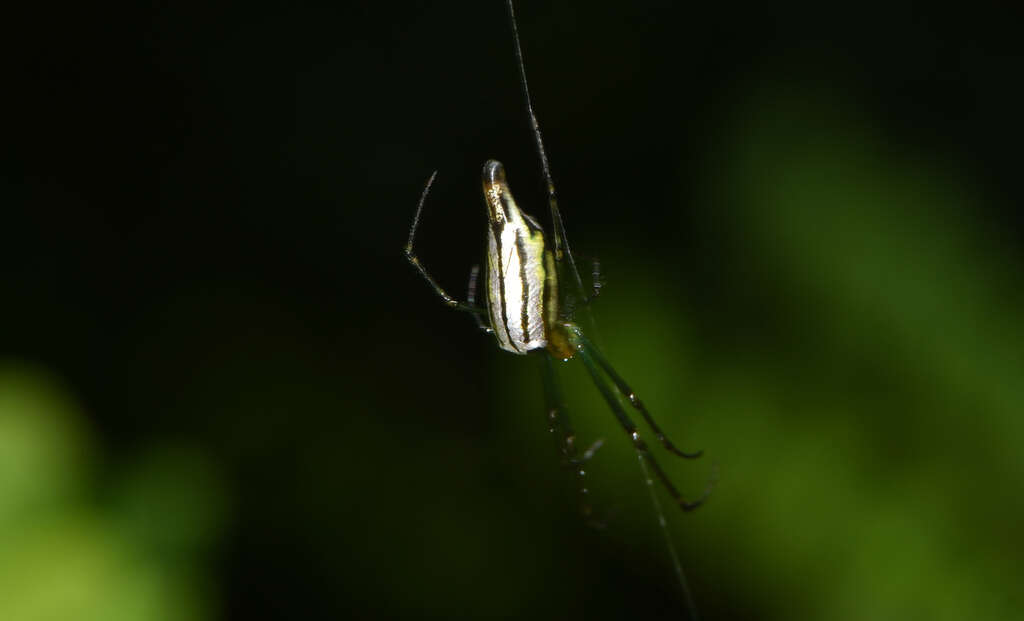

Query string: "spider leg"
[466, 265, 493, 334]
[580, 437, 604, 462]
[405, 171, 489, 318]
[542, 353, 604, 526]
[578, 256, 603, 307]
[573, 337, 713, 512]
[574, 331, 703, 459]
[589, 257, 603, 302]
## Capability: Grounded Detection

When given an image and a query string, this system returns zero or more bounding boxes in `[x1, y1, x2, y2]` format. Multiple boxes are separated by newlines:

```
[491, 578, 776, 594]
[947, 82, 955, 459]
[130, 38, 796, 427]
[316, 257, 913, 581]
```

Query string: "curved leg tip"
[680, 499, 706, 512]
[680, 462, 718, 512]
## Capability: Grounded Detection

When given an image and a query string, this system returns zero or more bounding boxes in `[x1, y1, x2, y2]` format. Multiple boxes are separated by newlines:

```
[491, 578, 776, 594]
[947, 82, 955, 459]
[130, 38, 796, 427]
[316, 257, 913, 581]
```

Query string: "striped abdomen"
[482, 160, 561, 355]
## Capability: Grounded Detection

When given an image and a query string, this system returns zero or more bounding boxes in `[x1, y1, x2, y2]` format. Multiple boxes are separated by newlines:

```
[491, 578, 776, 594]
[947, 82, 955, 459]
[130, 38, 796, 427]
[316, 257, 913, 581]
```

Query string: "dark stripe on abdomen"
[515, 230, 530, 344]
[494, 230, 519, 352]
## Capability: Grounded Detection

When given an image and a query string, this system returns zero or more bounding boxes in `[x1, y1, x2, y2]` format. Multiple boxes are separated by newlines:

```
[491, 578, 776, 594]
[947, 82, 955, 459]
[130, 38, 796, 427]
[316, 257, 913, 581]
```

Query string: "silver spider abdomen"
[482, 160, 553, 354]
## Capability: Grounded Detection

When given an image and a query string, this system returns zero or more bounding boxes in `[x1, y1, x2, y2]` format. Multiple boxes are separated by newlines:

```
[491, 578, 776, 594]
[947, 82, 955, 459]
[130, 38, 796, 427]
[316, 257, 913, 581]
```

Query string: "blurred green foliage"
[0, 364, 224, 621]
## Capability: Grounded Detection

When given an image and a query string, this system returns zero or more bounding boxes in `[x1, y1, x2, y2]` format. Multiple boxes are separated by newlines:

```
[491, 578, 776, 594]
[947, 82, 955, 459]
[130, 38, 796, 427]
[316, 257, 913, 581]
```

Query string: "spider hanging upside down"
[403, 2, 713, 516]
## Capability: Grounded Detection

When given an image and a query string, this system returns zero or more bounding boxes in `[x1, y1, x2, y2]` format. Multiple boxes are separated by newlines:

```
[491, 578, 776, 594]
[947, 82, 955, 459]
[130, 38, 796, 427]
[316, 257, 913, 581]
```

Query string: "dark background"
[2, 2, 1023, 620]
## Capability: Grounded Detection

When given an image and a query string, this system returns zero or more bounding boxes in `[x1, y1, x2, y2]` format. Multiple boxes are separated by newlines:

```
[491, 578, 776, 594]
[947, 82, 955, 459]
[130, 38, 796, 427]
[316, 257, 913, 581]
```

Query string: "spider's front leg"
[404, 171, 490, 322]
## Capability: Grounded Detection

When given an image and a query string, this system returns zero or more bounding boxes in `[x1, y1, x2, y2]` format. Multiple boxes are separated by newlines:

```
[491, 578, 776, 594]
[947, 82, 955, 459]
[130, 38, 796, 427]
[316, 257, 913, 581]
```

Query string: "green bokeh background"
[4, 2, 1023, 619]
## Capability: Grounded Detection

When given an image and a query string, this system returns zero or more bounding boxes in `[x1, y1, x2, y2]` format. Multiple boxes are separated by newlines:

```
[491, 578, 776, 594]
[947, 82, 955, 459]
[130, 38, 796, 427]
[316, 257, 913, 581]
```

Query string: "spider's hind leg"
[569, 327, 714, 511]
[575, 330, 703, 459]
[542, 353, 605, 527]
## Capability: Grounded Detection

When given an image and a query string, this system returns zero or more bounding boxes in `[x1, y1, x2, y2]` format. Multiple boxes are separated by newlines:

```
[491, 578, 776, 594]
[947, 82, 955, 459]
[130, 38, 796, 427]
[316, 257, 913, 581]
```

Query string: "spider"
[403, 1, 713, 518]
